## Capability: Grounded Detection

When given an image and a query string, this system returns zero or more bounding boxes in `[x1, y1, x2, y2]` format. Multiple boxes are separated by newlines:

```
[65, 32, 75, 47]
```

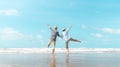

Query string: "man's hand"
[47, 24, 51, 28]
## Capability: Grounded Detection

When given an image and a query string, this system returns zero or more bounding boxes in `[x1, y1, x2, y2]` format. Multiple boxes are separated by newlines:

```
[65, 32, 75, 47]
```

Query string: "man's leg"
[50, 54, 56, 67]
[47, 40, 52, 48]
[52, 41, 56, 54]
[69, 38, 81, 43]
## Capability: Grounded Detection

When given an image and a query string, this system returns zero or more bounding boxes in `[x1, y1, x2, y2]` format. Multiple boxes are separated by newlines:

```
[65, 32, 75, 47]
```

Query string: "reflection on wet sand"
[66, 53, 70, 67]
[49, 54, 56, 67]
[1, 53, 120, 67]
[48, 53, 70, 67]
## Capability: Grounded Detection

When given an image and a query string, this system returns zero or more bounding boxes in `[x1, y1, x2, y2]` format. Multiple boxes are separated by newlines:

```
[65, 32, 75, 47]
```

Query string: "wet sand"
[0, 53, 120, 67]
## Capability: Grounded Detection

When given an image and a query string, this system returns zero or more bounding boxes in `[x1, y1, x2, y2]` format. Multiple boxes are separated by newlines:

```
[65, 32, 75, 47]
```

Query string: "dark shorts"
[50, 38, 56, 41]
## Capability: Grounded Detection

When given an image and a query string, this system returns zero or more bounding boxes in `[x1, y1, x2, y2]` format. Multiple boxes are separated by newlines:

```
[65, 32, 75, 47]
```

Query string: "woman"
[61, 25, 81, 53]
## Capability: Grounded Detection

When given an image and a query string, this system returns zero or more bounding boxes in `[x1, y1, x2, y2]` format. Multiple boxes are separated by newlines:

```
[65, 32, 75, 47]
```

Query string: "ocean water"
[0, 52, 120, 67]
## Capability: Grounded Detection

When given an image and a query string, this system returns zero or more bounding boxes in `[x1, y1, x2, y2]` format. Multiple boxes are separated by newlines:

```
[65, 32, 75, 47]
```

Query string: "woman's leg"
[69, 37, 81, 42]
[66, 40, 69, 53]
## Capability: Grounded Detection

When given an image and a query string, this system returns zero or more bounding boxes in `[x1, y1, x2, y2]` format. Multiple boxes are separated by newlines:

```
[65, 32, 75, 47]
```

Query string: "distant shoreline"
[0, 48, 120, 54]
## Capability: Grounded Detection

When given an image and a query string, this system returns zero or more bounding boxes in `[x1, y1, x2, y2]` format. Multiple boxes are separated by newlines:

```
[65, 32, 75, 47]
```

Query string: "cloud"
[39, 29, 45, 33]
[100, 28, 120, 34]
[0, 28, 45, 45]
[0, 28, 44, 40]
[27, 34, 44, 46]
[0, 28, 24, 40]
[36, 34, 43, 40]
[36, 34, 44, 44]
[81, 24, 88, 29]
[0, 9, 19, 16]
[91, 33, 104, 38]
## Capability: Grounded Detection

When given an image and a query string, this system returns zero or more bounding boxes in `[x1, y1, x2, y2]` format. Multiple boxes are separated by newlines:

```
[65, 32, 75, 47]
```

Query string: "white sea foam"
[0, 48, 120, 54]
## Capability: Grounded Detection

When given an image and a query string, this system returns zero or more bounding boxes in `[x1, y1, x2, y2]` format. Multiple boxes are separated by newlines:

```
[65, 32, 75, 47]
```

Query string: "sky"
[0, 0, 120, 48]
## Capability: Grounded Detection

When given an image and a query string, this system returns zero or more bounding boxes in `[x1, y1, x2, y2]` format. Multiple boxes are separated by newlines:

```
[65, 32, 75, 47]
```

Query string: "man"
[47, 24, 61, 54]
[61, 25, 81, 53]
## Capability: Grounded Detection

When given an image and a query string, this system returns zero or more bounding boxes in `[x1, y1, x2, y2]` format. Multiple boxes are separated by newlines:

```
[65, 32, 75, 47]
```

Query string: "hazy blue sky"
[0, 0, 120, 48]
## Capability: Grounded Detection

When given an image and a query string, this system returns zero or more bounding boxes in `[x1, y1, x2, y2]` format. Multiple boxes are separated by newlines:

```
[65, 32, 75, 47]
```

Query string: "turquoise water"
[0, 53, 120, 67]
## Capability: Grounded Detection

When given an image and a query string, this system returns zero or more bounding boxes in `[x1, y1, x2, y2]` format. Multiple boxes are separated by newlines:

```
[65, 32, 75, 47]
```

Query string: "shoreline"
[0, 48, 120, 54]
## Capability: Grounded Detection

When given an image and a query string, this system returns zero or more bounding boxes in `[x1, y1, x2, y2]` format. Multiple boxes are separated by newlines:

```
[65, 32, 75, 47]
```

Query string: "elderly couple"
[47, 24, 81, 54]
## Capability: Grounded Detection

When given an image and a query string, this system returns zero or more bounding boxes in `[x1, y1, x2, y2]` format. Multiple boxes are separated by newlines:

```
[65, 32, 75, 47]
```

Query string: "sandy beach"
[0, 48, 120, 67]
[0, 53, 120, 67]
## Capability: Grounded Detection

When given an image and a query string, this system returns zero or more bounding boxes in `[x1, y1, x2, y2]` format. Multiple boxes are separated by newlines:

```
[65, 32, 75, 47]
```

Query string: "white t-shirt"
[62, 27, 71, 41]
